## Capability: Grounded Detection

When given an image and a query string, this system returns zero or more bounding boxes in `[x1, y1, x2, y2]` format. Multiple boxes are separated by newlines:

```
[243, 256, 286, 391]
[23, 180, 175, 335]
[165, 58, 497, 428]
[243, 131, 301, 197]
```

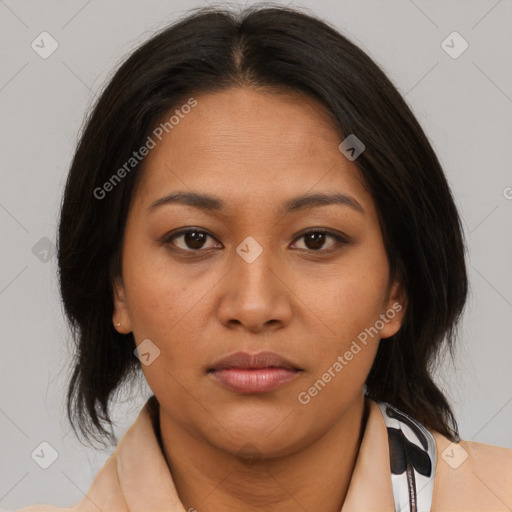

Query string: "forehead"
[132, 87, 371, 214]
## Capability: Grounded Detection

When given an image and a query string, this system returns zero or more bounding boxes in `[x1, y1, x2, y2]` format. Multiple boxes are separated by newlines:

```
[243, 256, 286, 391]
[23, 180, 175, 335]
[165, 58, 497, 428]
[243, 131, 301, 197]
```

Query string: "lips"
[208, 351, 302, 393]
[209, 351, 300, 371]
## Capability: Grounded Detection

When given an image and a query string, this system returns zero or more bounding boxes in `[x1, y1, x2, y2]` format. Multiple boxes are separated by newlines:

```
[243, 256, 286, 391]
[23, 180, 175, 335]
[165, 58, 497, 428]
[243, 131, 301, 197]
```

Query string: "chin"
[204, 422, 310, 461]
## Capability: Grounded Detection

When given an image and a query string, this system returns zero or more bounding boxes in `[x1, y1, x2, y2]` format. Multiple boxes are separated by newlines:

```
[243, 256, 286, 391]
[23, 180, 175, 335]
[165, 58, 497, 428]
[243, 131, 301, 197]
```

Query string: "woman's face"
[113, 86, 405, 457]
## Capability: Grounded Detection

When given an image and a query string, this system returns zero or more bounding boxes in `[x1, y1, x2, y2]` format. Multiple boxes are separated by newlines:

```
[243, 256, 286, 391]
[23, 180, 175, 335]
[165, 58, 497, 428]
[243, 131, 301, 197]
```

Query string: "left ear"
[379, 279, 407, 340]
[112, 275, 133, 334]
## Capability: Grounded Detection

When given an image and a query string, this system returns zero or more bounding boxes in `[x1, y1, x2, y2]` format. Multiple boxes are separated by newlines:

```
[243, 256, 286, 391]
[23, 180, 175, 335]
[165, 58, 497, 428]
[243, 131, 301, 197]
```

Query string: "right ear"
[112, 275, 133, 334]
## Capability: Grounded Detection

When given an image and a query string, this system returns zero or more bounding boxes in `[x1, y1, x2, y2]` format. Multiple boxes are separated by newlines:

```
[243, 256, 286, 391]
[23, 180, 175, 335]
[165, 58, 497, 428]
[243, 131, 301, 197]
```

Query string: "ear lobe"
[112, 276, 132, 333]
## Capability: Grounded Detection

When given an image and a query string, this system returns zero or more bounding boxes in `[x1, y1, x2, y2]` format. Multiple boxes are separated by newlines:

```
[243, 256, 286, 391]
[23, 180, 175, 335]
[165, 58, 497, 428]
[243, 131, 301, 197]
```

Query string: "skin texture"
[112, 87, 406, 512]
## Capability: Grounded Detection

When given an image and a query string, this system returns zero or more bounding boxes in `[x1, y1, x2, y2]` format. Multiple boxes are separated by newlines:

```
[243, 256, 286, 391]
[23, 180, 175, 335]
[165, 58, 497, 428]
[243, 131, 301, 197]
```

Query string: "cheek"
[123, 255, 206, 409]
[303, 252, 389, 347]
[295, 263, 386, 417]
[121, 233, 196, 334]
[325, 273, 386, 335]
[123, 271, 182, 340]
[121, 241, 219, 372]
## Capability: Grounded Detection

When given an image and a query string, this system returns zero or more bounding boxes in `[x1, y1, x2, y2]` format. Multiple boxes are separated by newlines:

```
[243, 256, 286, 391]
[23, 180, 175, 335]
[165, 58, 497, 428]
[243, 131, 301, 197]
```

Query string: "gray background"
[1, 0, 511, 508]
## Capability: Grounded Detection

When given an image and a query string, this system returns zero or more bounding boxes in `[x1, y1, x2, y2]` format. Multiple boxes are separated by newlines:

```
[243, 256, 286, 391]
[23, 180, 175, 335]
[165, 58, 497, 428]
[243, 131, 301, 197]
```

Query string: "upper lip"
[208, 351, 302, 371]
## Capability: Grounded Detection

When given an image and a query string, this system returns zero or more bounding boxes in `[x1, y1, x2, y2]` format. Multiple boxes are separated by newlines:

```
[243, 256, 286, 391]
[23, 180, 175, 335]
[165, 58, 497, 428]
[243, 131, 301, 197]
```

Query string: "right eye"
[162, 228, 222, 252]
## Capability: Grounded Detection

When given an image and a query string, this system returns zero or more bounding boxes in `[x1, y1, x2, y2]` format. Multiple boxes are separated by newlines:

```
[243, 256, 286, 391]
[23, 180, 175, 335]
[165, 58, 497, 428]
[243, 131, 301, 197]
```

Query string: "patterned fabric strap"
[375, 401, 437, 512]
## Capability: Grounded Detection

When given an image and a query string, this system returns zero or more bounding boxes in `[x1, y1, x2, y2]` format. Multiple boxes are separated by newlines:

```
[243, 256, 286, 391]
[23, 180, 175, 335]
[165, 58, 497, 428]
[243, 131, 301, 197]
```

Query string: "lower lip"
[209, 368, 300, 393]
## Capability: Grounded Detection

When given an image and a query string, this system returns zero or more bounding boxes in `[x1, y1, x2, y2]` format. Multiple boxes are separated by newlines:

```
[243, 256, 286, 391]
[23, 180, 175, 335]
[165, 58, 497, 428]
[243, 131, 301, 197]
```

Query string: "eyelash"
[161, 227, 350, 255]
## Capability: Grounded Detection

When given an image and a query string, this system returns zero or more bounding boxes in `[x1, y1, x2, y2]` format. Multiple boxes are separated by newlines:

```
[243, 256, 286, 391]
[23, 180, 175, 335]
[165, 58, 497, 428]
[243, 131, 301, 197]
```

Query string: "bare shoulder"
[459, 437, 512, 478]
[432, 431, 512, 510]
[461, 437, 512, 460]
[437, 432, 512, 471]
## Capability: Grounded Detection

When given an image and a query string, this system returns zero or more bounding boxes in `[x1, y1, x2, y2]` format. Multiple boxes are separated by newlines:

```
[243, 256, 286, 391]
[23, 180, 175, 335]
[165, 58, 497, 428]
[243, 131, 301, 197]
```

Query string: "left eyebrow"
[147, 191, 365, 215]
[281, 192, 365, 215]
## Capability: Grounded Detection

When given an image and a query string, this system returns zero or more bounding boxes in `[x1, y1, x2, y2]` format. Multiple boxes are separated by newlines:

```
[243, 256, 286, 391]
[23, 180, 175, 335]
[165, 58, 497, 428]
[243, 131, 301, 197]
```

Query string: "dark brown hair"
[58, 4, 468, 448]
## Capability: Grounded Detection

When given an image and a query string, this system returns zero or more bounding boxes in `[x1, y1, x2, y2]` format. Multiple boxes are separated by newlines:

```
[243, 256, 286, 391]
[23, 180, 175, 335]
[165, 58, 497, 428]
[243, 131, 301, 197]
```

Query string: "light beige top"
[15, 396, 512, 511]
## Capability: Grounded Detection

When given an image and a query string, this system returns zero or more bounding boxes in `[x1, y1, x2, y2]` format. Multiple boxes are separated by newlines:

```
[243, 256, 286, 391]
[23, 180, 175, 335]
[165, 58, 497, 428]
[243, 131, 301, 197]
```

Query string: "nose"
[217, 245, 293, 333]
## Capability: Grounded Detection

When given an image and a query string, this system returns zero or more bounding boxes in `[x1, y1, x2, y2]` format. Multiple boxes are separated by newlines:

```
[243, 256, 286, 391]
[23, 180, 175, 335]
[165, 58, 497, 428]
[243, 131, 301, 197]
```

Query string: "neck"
[158, 393, 368, 512]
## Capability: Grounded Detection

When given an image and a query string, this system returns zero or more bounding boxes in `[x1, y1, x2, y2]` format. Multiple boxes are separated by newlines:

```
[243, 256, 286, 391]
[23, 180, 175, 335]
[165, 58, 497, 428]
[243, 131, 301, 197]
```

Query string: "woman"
[16, 4, 512, 512]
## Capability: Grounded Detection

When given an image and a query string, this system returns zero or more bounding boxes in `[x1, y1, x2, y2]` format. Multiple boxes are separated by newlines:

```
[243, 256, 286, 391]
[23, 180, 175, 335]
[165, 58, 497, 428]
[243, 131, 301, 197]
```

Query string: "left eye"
[163, 228, 348, 253]
[291, 230, 348, 252]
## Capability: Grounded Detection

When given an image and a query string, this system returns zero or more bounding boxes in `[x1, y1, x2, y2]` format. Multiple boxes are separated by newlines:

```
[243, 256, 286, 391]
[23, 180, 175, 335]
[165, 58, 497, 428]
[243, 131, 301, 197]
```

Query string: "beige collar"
[115, 396, 187, 511]
[113, 395, 395, 512]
